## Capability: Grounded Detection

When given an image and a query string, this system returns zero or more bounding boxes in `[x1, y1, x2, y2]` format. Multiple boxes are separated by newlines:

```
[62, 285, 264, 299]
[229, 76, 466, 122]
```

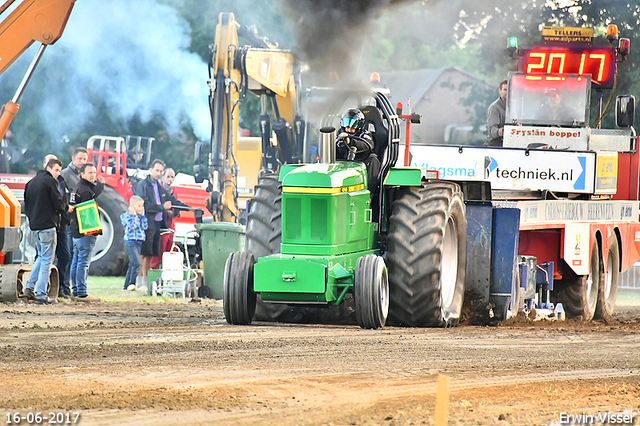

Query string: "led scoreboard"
[519, 47, 616, 89]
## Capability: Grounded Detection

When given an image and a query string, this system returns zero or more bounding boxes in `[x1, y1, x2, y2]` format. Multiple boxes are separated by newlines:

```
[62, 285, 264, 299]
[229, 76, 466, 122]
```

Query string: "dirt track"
[1, 298, 639, 426]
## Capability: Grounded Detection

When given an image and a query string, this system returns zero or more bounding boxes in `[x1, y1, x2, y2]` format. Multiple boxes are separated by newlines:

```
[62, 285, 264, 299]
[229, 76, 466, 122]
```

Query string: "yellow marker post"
[434, 374, 450, 426]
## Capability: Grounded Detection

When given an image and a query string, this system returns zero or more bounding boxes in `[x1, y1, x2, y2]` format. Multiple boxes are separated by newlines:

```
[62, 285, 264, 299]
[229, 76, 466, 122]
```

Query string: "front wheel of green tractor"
[355, 254, 389, 329]
[386, 182, 467, 327]
[223, 252, 257, 325]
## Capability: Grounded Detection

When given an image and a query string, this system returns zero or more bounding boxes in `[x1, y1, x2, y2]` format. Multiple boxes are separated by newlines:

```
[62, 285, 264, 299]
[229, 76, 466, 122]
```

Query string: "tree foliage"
[2, 0, 640, 173]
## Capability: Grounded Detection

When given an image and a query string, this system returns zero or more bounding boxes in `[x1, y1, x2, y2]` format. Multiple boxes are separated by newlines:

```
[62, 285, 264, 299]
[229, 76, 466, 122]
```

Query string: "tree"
[446, 0, 640, 128]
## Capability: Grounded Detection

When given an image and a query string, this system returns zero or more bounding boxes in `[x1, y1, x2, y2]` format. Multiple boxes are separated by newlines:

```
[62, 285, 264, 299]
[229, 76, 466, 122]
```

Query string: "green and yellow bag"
[75, 199, 102, 235]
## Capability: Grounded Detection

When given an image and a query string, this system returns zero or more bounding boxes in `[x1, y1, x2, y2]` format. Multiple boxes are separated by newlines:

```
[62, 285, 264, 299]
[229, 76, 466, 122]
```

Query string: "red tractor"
[86, 135, 211, 275]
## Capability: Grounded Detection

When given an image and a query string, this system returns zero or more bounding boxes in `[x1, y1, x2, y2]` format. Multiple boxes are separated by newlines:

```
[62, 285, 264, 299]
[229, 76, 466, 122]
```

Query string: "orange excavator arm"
[0, 0, 76, 140]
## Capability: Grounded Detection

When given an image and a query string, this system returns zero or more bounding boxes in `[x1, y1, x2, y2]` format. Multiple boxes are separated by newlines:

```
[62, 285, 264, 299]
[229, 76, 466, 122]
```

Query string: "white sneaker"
[127, 284, 136, 291]
[137, 276, 148, 291]
[138, 286, 148, 294]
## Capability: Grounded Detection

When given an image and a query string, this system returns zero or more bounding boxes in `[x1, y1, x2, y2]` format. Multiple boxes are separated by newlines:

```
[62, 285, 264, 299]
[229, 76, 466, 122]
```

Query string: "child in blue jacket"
[121, 195, 148, 291]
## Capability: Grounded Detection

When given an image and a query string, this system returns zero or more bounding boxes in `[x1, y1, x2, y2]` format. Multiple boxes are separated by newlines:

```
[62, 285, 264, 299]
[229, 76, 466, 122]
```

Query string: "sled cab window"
[506, 72, 591, 127]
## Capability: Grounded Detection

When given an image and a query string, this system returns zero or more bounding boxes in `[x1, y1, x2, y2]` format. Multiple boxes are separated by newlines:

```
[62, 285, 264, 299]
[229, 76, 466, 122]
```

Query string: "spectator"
[133, 159, 172, 291]
[121, 195, 148, 291]
[485, 80, 508, 147]
[23, 158, 66, 304]
[150, 167, 189, 270]
[61, 147, 88, 195]
[60, 147, 88, 293]
[42, 154, 73, 298]
[126, 150, 145, 170]
[69, 162, 103, 302]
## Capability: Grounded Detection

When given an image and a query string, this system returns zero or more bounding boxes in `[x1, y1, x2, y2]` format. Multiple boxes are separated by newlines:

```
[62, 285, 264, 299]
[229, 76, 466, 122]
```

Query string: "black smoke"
[280, 0, 412, 85]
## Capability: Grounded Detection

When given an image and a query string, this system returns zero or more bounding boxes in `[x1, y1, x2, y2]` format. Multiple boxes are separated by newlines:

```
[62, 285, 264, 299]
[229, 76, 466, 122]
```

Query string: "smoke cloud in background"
[280, 0, 410, 86]
[36, 0, 210, 141]
[3, 0, 459, 150]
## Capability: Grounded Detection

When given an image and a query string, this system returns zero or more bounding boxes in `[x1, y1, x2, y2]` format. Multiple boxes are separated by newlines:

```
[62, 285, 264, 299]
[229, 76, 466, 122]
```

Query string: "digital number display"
[520, 47, 615, 89]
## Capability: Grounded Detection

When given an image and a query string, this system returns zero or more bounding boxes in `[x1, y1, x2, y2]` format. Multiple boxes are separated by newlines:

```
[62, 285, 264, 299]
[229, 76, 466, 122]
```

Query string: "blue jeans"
[26, 228, 57, 299]
[124, 241, 142, 289]
[56, 228, 71, 295]
[70, 235, 97, 298]
[66, 227, 73, 292]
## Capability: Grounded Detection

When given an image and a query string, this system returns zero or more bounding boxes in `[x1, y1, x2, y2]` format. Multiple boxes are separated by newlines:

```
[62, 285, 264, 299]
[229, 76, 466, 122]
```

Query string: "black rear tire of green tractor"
[595, 233, 620, 320]
[355, 254, 389, 329]
[553, 239, 600, 320]
[245, 173, 283, 259]
[245, 173, 308, 322]
[223, 251, 257, 325]
[386, 182, 467, 327]
[89, 186, 129, 276]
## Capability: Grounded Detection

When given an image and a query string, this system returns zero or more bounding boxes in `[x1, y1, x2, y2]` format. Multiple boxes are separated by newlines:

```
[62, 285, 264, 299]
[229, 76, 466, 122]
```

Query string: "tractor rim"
[91, 206, 115, 262]
[380, 262, 389, 318]
[440, 216, 458, 310]
[586, 245, 599, 309]
[603, 250, 613, 299]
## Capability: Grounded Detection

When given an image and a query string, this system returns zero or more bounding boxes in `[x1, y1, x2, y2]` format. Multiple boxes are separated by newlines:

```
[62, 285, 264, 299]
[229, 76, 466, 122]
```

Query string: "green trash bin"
[195, 222, 245, 299]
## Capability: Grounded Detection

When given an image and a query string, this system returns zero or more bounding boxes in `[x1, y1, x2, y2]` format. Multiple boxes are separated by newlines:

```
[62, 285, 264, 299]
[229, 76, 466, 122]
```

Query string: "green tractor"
[223, 88, 467, 328]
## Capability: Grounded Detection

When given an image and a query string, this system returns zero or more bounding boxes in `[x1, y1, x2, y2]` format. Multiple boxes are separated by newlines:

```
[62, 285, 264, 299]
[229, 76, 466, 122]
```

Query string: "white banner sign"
[405, 145, 596, 193]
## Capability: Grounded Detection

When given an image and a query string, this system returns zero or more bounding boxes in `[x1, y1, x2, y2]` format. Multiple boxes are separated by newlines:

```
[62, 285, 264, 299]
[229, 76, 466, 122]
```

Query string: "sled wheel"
[595, 233, 620, 320]
[355, 254, 389, 329]
[223, 251, 257, 325]
[555, 239, 600, 320]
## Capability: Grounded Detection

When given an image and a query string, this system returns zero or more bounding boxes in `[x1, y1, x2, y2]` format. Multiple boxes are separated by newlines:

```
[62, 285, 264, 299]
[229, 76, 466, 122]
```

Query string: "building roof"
[379, 66, 489, 107]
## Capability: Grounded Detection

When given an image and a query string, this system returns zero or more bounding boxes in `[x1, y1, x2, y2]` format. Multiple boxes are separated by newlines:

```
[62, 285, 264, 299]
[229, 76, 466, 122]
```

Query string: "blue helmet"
[340, 108, 365, 132]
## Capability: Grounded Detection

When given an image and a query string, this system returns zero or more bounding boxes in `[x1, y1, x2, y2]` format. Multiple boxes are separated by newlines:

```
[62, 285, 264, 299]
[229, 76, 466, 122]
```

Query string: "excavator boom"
[0, 0, 76, 75]
[0, 0, 76, 140]
[204, 12, 303, 223]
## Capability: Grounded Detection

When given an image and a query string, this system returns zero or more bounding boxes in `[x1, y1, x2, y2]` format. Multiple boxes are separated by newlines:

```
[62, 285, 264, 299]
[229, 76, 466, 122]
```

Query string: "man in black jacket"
[43, 154, 73, 298]
[60, 147, 89, 295]
[133, 159, 172, 290]
[23, 158, 67, 304]
[69, 162, 103, 302]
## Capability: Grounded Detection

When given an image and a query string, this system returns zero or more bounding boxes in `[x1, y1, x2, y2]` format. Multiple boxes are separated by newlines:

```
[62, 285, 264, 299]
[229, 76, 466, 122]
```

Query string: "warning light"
[370, 72, 380, 83]
[396, 102, 403, 115]
[507, 36, 518, 58]
[607, 24, 618, 42]
[618, 38, 630, 61]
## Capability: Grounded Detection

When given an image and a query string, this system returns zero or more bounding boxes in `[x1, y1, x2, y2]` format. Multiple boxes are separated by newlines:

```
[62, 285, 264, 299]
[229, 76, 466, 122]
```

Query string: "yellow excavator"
[198, 12, 304, 223]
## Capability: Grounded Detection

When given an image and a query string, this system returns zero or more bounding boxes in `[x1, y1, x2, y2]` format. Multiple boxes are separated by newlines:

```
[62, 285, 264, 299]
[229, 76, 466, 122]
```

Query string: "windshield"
[506, 72, 591, 127]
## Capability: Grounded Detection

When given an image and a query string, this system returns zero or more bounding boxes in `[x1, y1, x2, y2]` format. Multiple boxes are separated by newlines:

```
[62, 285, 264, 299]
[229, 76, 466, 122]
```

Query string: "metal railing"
[621, 262, 640, 289]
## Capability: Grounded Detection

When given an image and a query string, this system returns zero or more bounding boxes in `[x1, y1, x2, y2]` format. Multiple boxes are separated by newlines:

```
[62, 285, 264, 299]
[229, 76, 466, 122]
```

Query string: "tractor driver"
[335, 108, 380, 193]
